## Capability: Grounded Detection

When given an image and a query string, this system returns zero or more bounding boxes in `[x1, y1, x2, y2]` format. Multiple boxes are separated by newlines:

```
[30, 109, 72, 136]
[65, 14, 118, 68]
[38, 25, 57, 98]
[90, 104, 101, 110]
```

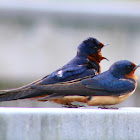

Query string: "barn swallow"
[0, 37, 108, 102]
[0, 60, 139, 107]
[29, 60, 140, 106]
[39, 37, 108, 85]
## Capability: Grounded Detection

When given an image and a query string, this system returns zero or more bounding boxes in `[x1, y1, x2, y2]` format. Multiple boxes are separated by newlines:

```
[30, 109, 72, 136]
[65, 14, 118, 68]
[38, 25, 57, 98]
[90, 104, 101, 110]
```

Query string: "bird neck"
[77, 49, 104, 63]
[125, 71, 138, 80]
[87, 51, 105, 64]
[89, 60, 101, 73]
[76, 53, 101, 73]
[110, 70, 137, 81]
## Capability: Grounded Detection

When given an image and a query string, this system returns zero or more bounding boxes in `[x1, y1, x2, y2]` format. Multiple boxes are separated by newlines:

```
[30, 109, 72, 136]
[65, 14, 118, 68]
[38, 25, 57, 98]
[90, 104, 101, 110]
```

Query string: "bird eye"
[126, 65, 131, 70]
[125, 65, 133, 73]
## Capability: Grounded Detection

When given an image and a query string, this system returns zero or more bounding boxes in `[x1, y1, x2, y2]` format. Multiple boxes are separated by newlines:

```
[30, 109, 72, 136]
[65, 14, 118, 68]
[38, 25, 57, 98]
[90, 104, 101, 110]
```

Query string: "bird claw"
[62, 103, 85, 108]
[98, 106, 118, 109]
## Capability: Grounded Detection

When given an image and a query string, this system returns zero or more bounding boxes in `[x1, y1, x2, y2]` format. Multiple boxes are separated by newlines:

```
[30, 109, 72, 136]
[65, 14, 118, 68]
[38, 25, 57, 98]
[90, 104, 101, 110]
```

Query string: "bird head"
[77, 37, 108, 63]
[109, 60, 140, 80]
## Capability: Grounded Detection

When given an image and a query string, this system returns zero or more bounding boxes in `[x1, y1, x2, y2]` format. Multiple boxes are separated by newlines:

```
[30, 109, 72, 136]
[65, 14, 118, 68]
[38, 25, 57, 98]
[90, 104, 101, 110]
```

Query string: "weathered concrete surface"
[0, 107, 140, 140]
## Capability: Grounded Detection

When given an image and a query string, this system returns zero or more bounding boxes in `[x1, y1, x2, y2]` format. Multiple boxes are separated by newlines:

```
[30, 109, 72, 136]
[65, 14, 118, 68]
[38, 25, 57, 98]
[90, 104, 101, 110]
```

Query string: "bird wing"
[0, 75, 93, 101]
[30, 77, 136, 101]
[0, 75, 135, 101]
[0, 75, 51, 101]
[82, 78, 136, 96]
[0, 65, 95, 101]
[54, 65, 88, 79]
[0, 74, 49, 95]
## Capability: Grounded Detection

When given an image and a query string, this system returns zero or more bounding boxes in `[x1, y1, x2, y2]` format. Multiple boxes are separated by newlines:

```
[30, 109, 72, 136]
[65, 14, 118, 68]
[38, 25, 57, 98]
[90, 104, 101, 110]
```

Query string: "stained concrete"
[0, 107, 140, 140]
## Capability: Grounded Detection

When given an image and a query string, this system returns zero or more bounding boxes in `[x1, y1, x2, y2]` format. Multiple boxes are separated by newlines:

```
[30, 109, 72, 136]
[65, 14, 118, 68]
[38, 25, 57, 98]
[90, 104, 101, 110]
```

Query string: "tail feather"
[0, 88, 48, 102]
[0, 86, 31, 101]
[0, 75, 92, 102]
[0, 77, 45, 101]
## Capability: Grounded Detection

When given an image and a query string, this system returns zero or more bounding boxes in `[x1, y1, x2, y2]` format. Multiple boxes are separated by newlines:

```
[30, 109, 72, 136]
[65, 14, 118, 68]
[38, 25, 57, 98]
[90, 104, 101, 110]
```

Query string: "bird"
[13, 60, 139, 107]
[40, 37, 108, 85]
[0, 37, 108, 102]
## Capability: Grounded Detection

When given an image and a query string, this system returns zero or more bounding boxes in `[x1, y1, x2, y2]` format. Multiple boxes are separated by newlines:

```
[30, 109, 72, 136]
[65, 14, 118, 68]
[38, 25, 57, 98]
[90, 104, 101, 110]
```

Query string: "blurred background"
[0, 0, 140, 108]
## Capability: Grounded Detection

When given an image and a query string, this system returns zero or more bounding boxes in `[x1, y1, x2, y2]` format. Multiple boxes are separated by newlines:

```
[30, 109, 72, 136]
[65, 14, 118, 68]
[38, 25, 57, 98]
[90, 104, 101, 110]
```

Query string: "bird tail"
[0, 88, 27, 101]
[0, 78, 45, 102]
[0, 76, 92, 102]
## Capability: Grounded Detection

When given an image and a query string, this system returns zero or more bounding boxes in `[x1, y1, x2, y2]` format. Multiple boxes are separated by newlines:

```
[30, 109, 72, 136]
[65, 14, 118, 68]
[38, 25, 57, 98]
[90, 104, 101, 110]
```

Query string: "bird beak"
[103, 43, 110, 47]
[102, 57, 109, 61]
[134, 64, 140, 70]
[102, 43, 109, 61]
[98, 42, 109, 61]
[98, 43, 110, 61]
[98, 43, 109, 49]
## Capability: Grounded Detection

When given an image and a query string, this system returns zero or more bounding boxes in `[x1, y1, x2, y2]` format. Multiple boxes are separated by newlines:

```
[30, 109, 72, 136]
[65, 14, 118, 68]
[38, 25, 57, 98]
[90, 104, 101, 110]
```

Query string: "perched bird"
[18, 60, 139, 106]
[0, 37, 108, 102]
[40, 37, 108, 85]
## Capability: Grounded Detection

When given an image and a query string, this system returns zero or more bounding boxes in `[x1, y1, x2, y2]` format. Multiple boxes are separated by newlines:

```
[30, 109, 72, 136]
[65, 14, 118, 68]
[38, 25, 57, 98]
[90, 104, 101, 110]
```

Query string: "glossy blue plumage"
[24, 60, 139, 106]
[41, 37, 105, 84]
[0, 60, 138, 106]
[82, 60, 136, 96]
[24, 60, 139, 107]
[0, 37, 107, 102]
[29, 60, 138, 98]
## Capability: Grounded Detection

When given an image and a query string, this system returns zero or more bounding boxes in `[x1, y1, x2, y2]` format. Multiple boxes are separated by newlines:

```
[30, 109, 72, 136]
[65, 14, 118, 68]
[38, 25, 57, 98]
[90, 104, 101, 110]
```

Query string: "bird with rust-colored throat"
[0, 60, 139, 107]
[0, 37, 108, 103]
[30, 60, 140, 107]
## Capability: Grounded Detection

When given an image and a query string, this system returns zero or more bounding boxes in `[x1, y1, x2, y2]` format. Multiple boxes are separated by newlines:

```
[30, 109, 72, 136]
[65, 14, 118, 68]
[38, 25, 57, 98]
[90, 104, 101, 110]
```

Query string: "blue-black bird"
[22, 60, 139, 106]
[0, 37, 107, 102]
[40, 37, 108, 85]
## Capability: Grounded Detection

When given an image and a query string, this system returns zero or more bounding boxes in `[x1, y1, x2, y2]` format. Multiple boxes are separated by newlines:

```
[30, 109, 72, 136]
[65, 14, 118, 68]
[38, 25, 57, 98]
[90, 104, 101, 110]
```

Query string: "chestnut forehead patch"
[131, 62, 136, 67]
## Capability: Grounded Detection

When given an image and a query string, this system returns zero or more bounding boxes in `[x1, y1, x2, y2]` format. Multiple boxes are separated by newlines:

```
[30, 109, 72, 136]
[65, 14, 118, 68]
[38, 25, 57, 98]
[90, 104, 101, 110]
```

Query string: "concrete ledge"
[0, 107, 140, 140]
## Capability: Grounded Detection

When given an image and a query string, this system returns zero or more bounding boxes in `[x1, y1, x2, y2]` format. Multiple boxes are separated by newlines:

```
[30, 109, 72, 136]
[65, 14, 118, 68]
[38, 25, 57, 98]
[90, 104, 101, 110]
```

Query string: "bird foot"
[98, 106, 118, 109]
[62, 104, 85, 108]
